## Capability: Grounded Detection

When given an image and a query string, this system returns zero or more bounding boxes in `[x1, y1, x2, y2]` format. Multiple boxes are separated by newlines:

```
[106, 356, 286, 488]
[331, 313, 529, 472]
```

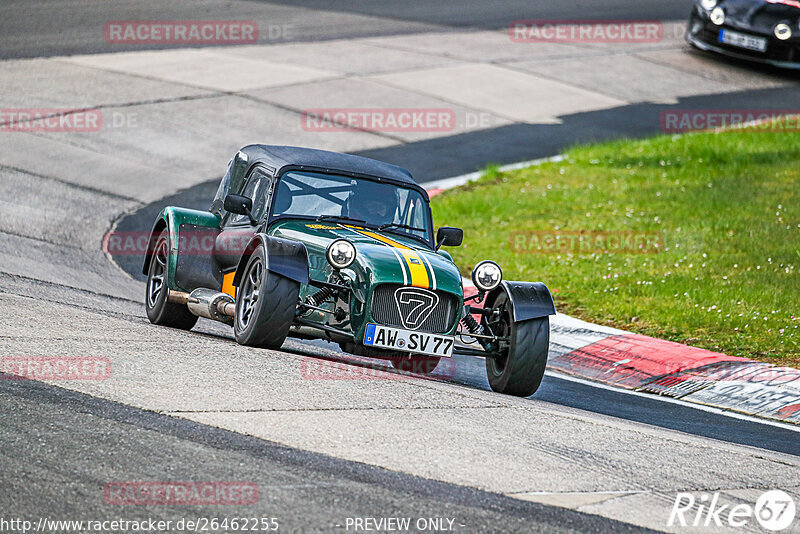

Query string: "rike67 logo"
[669, 490, 796, 531]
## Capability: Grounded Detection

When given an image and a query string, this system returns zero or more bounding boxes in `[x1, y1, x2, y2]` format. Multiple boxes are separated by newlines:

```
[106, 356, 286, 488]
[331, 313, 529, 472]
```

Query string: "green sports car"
[143, 145, 556, 397]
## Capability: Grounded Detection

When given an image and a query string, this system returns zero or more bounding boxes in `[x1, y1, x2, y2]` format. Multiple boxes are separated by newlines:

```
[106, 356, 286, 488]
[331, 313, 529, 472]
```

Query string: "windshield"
[271, 171, 431, 243]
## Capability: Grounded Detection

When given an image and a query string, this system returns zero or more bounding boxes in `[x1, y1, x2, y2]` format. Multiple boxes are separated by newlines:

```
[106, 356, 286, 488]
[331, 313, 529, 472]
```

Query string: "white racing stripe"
[389, 247, 409, 285]
[419, 253, 437, 290]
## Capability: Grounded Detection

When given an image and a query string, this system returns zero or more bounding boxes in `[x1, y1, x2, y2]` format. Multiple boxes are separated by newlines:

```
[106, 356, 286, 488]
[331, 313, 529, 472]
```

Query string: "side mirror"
[224, 194, 256, 225]
[435, 226, 463, 250]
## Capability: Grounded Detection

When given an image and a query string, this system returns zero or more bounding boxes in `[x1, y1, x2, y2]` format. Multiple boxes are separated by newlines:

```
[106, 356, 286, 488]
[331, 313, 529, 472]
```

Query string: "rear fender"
[233, 234, 310, 287]
[142, 216, 168, 276]
[141, 207, 221, 292]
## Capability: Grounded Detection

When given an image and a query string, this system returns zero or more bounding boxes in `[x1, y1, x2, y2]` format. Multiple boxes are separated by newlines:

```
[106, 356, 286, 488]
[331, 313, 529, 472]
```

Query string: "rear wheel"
[390, 355, 441, 374]
[145, 230, 198, 330]
[234, 245, 300, 349]
[483, 291, 549, 397]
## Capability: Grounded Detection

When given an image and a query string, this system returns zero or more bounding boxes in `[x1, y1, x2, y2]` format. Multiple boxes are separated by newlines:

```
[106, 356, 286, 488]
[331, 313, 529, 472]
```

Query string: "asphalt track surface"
[2, 1, 800, 533]
[1, 0, 693, 59]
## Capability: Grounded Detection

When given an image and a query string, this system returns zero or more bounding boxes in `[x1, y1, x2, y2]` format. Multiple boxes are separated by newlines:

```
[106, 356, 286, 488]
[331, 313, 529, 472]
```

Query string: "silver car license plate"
[364, 323, 454, 357]
[719, 29, 767, 52]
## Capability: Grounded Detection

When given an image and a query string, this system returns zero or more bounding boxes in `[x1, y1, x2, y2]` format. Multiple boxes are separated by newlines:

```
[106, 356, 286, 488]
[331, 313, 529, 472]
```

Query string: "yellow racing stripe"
[345, 226, 431, 289]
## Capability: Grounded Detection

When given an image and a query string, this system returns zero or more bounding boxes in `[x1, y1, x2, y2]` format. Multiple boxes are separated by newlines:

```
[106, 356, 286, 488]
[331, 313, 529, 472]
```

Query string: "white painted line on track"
[424, 155, 565, 191]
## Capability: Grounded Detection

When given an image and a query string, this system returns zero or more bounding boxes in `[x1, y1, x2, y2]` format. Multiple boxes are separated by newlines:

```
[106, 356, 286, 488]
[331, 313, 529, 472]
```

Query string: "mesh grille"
[370, 284, 459, 334]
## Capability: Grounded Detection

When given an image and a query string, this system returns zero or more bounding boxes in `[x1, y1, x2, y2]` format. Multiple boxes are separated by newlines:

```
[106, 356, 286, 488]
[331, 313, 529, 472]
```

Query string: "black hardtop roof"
[240, 145, 417, 186]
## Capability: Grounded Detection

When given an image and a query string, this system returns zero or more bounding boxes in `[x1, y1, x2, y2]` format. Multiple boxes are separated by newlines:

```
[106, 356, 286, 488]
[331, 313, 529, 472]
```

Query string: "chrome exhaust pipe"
[186, 289, 235, 321]
[167, 290, 189, 305]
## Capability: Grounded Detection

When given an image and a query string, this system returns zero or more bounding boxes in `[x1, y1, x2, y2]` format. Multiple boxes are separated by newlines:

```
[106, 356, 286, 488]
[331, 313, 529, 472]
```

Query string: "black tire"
[145, 230, 198, 330]
[484, 291, 549, 397]
[390, 355, 441, 374]
[234, 245, 299, 349]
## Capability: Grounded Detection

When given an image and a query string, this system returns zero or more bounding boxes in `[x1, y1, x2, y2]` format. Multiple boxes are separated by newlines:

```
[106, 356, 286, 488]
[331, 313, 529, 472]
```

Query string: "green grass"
[432, 130, 800, 367]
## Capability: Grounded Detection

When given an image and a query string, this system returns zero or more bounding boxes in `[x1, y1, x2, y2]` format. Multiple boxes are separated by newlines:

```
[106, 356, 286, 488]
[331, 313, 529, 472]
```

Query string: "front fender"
[489, 281, 555, 322]
[233, 234, 310, 286]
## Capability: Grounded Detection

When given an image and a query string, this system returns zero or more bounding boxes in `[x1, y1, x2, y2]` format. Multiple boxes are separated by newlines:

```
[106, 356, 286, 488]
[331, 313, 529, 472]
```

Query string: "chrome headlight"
[326, 239, 356, 269]
[700, 0, 717, 10]
[710, 7, 726, 25]
[775, 23, 792, 40]
[472, 261, 503, 292]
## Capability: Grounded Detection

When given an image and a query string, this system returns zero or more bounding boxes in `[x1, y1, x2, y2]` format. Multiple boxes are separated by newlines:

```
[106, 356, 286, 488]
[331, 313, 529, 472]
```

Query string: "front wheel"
[145, 230, 198, 330]
[234, 245, 300, 349]
[484, 291, 549, 397]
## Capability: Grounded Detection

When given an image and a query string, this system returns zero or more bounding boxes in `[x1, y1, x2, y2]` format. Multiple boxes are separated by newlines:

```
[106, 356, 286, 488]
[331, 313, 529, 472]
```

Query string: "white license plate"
[364, 324, 454, 357]
[719, 29, 767, 52]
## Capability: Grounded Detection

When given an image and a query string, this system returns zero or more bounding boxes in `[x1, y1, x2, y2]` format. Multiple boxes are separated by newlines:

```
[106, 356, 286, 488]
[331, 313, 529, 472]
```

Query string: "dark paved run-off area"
[0, 375, 650, 533]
